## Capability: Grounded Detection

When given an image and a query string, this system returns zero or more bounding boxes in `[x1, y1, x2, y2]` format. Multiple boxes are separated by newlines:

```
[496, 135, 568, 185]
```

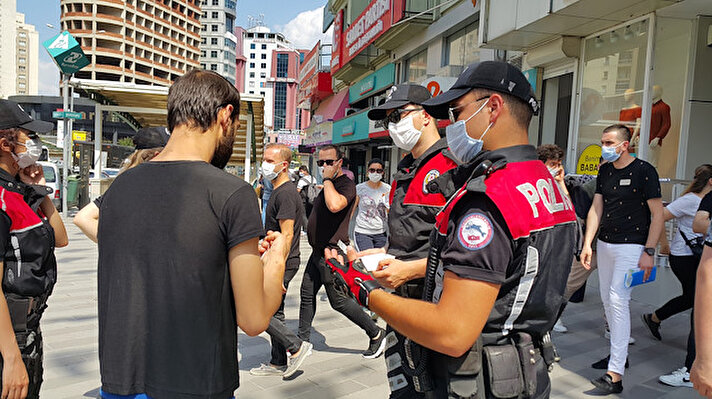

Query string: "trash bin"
[66, 175, 80, 208]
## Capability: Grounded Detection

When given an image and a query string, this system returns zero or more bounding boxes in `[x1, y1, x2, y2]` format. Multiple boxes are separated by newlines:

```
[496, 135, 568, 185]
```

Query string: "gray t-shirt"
[355, 181, 391, 235]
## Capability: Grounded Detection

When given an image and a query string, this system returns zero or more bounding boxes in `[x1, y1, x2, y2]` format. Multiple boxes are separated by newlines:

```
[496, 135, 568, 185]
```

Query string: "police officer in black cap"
[0, 99, 69, 398]
[365, 84, 458, 397]
[327, 61, 578, 398]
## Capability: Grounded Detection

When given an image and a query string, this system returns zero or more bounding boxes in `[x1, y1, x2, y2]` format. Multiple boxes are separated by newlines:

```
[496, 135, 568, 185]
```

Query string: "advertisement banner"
[330, 9, 343, 73]
[342, 0, 392, 66]
[303, 122, 333, 147]
[298, 41, 320, 83]
[298, 41, 321, 109]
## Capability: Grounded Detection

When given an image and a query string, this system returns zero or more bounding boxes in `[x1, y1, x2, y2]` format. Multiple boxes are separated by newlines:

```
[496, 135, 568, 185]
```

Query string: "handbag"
[680, 230, 704, 258]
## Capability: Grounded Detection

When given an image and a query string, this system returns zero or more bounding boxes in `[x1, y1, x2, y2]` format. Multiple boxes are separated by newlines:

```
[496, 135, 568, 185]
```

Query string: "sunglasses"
[381, 107, 423, 126]
[368, 168, 384, 173]
[316, 159, 339, 166]
[448, 96, 490, 123]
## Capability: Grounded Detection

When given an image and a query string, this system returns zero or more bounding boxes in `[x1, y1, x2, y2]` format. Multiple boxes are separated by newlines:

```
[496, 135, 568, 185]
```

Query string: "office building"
[198, 0, 237, 84]
[15, 13, 39, 96]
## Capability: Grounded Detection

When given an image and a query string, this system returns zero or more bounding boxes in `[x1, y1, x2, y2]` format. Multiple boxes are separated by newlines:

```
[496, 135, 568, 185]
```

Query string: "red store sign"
[342, 0, 391, 65]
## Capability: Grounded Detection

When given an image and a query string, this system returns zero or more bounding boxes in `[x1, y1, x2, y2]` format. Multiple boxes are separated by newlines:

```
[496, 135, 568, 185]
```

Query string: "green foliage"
[118, 137, 134, 147]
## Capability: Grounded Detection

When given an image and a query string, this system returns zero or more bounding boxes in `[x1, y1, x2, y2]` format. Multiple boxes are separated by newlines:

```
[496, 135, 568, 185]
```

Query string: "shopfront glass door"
[538, 72, 573, 151]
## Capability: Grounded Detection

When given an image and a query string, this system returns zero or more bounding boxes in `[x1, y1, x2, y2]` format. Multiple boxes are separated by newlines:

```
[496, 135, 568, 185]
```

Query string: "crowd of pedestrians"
[1, 61, 712, 399]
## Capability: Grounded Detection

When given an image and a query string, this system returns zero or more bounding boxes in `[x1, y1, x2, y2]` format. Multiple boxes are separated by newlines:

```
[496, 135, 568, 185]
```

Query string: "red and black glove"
[325, 257, 382, 308]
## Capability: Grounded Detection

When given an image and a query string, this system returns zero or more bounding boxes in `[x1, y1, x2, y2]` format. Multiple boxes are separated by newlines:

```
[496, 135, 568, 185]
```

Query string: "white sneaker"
[604, 328, 636, 344]
[659, 367, 693, 387]
[553, 319, 568, 333]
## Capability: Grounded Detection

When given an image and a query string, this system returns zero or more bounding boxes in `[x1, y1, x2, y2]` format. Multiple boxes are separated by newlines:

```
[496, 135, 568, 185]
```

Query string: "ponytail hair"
[683, 164, 712, 195]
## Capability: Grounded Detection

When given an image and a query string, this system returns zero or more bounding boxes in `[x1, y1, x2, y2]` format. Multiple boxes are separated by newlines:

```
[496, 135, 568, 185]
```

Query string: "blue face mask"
[446, 98, 492, 164]
[601, 142, 624, 162]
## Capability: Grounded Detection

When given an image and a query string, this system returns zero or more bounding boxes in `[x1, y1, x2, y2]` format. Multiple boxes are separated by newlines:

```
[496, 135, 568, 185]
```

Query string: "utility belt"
[395, 279, 424, 298]
[5, 292, 49, 333]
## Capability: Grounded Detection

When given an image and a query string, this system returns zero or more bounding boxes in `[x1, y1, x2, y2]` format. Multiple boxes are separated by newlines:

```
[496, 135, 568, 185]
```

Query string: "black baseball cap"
[422, 61, 539, 119]
[367, 84, 432, 121]
[0, 99, 54, 133]
[133, 126, 170, 149]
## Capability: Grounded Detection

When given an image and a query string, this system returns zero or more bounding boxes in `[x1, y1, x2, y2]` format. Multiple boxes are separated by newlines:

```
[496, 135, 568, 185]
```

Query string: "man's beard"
[211, 126, 236, 169]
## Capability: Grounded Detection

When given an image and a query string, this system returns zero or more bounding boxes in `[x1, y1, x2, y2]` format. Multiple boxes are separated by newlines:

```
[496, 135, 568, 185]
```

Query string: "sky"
[16, 0, 332, 96]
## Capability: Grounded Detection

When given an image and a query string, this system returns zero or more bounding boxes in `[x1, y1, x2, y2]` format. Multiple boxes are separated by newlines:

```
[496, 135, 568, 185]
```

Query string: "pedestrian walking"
[296, 165, 317, 230]
[691, 232, 712, 398]
[364, 83, 458, 398]
[0, 99, 69, 398]
[353, 158, 390, 251]
[73, 126, 169, 242]
[96, 70, 288, 399]
[327, 61, 578, 398]
[297, 144, 385, 359]
[644, 164, 711, 388]
[249, 143, 312, 379]
[580, 124, 665, 394]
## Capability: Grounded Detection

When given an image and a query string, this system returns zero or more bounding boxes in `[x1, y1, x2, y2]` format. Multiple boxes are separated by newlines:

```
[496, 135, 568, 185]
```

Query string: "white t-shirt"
[297, 175, 316, 190]
[666, 192, 703, 256]
[355, 181, 391, 234]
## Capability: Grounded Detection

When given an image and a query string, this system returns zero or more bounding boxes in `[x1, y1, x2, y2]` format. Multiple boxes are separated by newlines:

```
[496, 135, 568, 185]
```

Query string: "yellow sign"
[72, 130, 88, 142]
[576, 144, 602, 175]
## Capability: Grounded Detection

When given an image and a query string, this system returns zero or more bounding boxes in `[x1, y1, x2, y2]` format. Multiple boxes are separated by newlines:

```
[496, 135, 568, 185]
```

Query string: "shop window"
[443, 25, 479, 75]
[405, 49, 427, 84]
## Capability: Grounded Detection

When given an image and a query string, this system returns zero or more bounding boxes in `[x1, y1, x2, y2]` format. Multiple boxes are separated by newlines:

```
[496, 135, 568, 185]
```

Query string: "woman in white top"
[644, 164, 712, 387]
[353, 159, 391, 250]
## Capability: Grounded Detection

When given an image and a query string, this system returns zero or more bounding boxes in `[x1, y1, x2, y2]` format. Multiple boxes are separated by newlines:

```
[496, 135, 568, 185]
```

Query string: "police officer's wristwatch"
[643, 247, 656, 257]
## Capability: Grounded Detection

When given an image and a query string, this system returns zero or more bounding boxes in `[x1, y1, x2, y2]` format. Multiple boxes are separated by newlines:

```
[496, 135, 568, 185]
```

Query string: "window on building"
[261, 44, 267, 50]
[211, 50, 218, 58]
[405, 49, 427, 83]
[226, 16, 234, 32]
[250, 53, 255, 59]
[224, 64, 229, 72]
[18, 83, 26, 89]
[201, 37, 206, 44]
[211, 37, 218, 45]
[260, 72, 266, 78]
[250, 43, 255, 49]
[249, 72, 255, 78]
[201, 63, 206, 69]
[211, 64, 217, 71]
[201, 50, 206, 57]
[212, 0, 219, 5]
[261, 63, 266, 69]
[260, 82, 264, 88]
[249, 90, 254, 94]
[249, 62, 255, 68]
[18, 57, 26, 64]
[261, 53, 267, 60]
[443, 25, 479, 74]
[201, 24, 206, 31]
[276, 53, 289, 78]
[274, 82, 287, 130]
[211, 25, 218, 32]
[18, 40, 26, 47]
[212, 11, 218, 18]
[260, 91, 265, 96]
[249, 81, 255, 87]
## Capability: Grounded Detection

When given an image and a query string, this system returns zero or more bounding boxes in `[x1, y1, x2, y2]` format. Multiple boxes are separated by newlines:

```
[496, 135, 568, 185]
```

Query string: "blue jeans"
[100, 390, 235, 399]
[354, 232, 387, 251]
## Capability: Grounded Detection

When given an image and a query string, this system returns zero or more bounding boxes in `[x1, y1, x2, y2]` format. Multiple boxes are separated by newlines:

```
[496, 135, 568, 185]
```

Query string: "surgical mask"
[445, 99, 492, 164]
[13, 139, 42, 169]
[388, 115, 422, 152]
[548, 167, 559, 178]
[368, 172, 382, 183]
[601, 142, 624, 162]
[260, 161, 282, 181]
[299, 171, 306, 178]
[318, 166, 325, 178]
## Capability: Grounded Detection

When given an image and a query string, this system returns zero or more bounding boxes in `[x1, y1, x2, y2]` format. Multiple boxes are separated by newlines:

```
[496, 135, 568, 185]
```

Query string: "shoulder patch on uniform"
[422, 169, 440, 194]
[457, 212, 494, 250]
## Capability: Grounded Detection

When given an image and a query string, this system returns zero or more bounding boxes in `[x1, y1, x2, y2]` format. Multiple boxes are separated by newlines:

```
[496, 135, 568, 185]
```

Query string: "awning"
[313, 88, 349, 123]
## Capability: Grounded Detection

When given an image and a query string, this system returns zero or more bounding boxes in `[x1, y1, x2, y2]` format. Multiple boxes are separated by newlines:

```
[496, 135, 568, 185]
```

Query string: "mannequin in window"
[649, 85, 671, 167]
[619, 88, 641, 153]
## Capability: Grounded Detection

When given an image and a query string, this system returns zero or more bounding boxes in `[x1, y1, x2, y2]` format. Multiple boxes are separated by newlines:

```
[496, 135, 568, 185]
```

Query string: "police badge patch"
[422, 169, 440, 194]
[457, 213, 493, 250]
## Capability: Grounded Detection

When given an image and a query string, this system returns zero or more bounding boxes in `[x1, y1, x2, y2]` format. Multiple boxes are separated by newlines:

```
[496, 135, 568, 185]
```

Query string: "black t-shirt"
[596, 158, 661, 245]
[307, 174, 356, 250]
[97, 161, 264, 399]
[699, 191, 712, 217]
[264, 181, 303, 262]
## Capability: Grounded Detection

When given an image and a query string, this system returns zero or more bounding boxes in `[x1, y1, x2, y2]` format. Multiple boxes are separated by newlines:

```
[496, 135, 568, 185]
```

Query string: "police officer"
[0, 99, 69, 398]
[364, 84, 458, 397]
[327, 62, 577, 398]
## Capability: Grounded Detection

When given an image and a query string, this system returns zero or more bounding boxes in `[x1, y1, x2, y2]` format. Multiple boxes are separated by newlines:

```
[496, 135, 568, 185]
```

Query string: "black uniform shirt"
[264, 181, 304, 262]
[699, 191, 712, 217]
[596, 158, 661, 245]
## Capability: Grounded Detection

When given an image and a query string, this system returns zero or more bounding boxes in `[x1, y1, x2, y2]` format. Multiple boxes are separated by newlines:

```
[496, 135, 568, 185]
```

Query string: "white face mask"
[368, 172, 382, 183]
[548, 167, 559, 178]
[445, 99, 492, 164]
[260, 161, 283, 181]
[13, 138, 42, 169]
[388, 114, 422, 152]
[318, 166, 325, 178]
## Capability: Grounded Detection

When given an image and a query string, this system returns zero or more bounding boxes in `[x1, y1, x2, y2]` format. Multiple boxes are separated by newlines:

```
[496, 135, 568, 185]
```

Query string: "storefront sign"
[72, 130, 88, 142]
[277, 133, 301, 149]
[333, 110, 371, 144]
[522, 68, 538, 93]
[576, 144, 602, 175]
[342, 0, 392, 65]
[359, 75, 375, 95]
[303, 122, 333, 147]
[348, 63, 395, 104]
[331, 9, 343, 73]
[299, 42, 319, 83]
[421, 77, 458, 97]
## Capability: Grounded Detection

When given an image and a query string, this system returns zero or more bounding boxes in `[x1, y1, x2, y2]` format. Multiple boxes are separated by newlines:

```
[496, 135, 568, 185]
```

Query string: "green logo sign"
[52, 111, 83, 120]
[43, 31, 90, 75]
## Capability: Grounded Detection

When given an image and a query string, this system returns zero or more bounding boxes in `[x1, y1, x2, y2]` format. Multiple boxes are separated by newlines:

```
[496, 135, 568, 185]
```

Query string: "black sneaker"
[363, 328, 386, 359]
[591, 373, 623, 394]
[591, 355, 629, 369]
[642, 313, 662, 340]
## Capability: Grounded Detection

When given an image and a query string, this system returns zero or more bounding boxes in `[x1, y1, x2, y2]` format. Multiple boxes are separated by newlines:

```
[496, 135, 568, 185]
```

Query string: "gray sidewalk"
[40, 221, 701, 398]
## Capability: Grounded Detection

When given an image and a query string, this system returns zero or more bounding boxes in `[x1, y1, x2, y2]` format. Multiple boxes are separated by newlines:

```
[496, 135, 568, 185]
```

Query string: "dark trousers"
[354, 232, 387, 251]
[266, 259, 302, 367]
[298, 250, 380, 342]
[686, 312, 696, 370]
[0, 328, 43, 399]
[656, 255, 699, 320]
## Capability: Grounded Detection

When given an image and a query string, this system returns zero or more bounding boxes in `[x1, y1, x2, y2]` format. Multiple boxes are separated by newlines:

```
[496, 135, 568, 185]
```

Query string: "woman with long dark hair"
[644, 164, 712, 388]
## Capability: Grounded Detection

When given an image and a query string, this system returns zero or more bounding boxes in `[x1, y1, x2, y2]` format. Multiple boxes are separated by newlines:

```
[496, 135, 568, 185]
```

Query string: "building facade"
[198, 0, 237, 84]
[15, 13, 39, 96]
[60, 0, 202, 85]
[0, 0, 17, 98]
